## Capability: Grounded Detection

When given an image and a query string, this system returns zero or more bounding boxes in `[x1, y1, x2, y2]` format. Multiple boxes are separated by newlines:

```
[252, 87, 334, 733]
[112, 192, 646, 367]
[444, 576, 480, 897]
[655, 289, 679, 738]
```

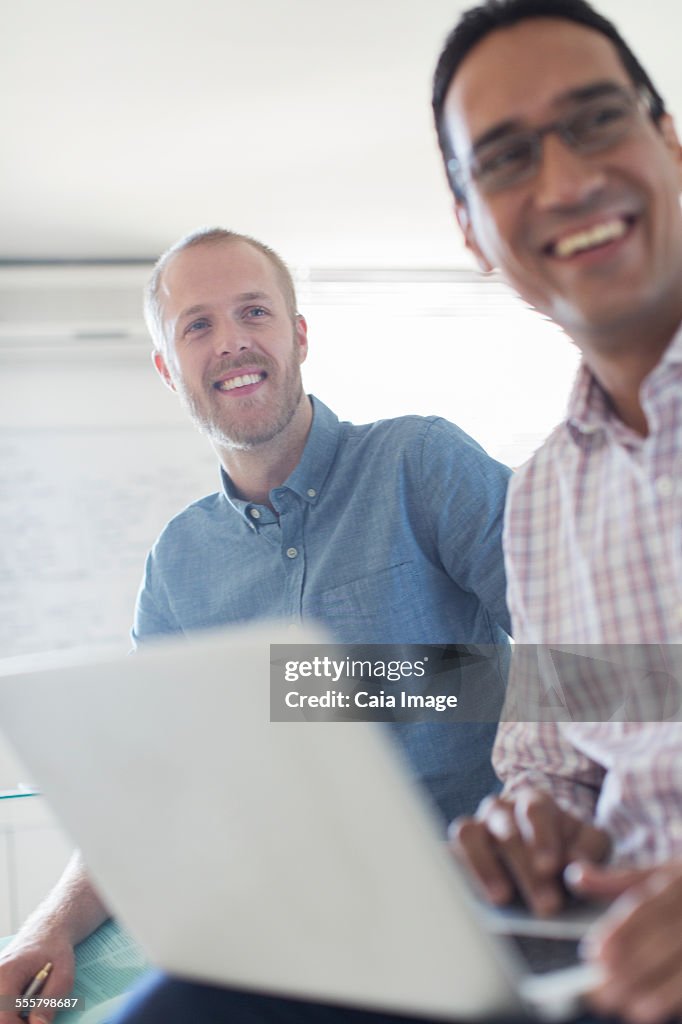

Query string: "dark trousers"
[109, 972, 453, 1023]
[109, 971, 603, 1024]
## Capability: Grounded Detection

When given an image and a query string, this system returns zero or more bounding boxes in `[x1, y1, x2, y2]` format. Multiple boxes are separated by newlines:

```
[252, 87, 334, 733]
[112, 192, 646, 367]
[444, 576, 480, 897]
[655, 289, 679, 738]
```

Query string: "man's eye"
[573, 102, 629, 137]
[246, 307, 269, 318]
[185, 318, 210, 334]
[479, 139, 532, 175]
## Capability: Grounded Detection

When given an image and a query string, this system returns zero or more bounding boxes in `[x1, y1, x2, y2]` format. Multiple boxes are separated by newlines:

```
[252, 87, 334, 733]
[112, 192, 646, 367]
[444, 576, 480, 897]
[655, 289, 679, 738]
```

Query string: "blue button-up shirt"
[133, 397, 511, 822]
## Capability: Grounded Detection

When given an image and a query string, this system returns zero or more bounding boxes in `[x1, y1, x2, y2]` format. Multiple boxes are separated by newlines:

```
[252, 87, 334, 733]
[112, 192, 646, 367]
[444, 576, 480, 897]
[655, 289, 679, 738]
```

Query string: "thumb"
[28, 1001, 62, 1024]
[27, 966, 74, 1024]
[564, 860, 654, 900]
[28, 1002, 58, 1024]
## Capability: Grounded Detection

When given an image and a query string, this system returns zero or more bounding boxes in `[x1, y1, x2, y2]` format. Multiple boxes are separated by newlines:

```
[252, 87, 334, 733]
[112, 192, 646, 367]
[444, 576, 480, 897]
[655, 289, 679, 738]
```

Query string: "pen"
[18, 962, 52, 1021]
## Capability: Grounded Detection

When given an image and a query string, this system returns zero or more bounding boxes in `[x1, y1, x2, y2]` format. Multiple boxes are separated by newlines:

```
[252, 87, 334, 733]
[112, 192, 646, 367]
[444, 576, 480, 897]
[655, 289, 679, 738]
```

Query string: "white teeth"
[554, 218, 628, 258]
[217, 373, 263, 392]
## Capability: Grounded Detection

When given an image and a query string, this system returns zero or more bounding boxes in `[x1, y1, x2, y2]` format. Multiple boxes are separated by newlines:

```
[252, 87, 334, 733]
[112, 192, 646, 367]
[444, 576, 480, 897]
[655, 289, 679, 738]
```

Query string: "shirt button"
[249, 508, 261, 519]
[286, 547, 298, 559]
[307, 488, 316, 498]
[656, 476, 674, 498]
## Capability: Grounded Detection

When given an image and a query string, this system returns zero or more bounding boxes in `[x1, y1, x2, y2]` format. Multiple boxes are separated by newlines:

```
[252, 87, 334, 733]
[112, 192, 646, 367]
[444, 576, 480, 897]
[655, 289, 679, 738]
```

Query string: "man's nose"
[534, 132, 607, 210]
[212, 320, 251, 357]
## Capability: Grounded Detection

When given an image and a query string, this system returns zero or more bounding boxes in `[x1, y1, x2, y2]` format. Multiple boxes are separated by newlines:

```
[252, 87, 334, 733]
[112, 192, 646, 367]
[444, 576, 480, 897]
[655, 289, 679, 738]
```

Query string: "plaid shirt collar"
[565, 323, 682, 448]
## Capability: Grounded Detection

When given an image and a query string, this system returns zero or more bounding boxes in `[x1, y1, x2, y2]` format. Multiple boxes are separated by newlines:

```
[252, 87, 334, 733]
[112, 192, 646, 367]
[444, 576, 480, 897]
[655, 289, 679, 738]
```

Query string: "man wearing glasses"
[434, 2, 682, 1023]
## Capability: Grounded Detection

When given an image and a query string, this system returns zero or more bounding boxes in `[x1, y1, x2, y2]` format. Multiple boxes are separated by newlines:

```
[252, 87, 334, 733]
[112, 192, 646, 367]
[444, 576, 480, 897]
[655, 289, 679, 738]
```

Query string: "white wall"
[0, 275, 580, 789]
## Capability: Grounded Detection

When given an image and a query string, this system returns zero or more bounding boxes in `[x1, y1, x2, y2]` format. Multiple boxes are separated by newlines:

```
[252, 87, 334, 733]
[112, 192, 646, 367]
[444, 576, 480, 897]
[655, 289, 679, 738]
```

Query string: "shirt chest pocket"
[306, 560, 429, 643]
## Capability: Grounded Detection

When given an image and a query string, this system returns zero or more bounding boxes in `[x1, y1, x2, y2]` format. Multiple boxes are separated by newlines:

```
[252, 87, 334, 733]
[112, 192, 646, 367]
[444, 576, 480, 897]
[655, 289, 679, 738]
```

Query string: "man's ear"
[455, 198, 494, 273]
[295, 313, 309, 365]
[152, 349, 177, 392]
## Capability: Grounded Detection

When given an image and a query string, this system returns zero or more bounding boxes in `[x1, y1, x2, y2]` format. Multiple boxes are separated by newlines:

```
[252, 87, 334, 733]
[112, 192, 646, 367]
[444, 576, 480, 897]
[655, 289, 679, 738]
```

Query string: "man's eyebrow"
[234, 290, 272, 304]
[471, 119, 524, 152]
[555, 80, 629, 107]
[177, 303, 211, 323]
[471, 81, 629, 152]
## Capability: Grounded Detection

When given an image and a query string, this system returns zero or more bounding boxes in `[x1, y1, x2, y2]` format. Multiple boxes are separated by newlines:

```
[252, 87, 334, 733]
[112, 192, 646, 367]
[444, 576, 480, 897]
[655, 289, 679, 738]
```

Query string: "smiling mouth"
[547, 216, 636, 259]
[215, 372, 266, 392]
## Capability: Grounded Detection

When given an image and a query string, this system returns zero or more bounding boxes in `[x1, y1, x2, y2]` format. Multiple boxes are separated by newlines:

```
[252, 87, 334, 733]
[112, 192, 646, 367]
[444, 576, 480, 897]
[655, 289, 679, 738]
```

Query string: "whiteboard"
[0, 424, 217, 659]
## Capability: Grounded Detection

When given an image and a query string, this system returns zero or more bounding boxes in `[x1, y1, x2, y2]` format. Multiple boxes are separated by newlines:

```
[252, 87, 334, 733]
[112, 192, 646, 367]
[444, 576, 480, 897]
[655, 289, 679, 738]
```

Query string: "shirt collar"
[282, 395, 340, 503]
[219, 395, 341, 523]
[651, 321, 682, 372]
[565, 323, 682, 448]
[564, 363, 611, 446]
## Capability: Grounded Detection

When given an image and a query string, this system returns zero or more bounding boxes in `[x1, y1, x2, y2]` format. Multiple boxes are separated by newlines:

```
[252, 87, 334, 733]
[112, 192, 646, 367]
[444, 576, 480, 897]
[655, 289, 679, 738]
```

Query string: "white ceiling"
[3, 0, 680, 269]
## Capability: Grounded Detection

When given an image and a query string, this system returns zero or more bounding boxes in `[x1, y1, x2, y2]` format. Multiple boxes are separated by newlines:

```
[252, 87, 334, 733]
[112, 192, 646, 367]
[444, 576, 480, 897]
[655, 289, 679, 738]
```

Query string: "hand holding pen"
[18, 962, 52, 1021]
[0, 921, 78, 1024]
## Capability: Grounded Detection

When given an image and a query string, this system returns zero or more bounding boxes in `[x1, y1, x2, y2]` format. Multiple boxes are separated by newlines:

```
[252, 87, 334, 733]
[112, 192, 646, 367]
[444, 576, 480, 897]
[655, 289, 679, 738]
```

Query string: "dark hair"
[432, 0, 666, 201]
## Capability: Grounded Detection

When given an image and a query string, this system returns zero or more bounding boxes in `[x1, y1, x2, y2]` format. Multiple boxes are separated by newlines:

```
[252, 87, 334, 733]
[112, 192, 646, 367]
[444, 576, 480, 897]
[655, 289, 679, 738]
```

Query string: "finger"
[598, 899, 682, 979]
[589, 941, 682, 1024]
[449, 816, 514, 904]
[564, 822, 611, 866]
[25, 978, 72, 1024]
[585, 868, 682, 966]
[0, 947, 74, 1024]
[626, 965, 682, 1024]
[514, 790, 565, 874]
[23, 969, 75, 1024]
[565, 861, 653, 900]
[21, 991, 62, 1024]
[0, 967, 37, 1024]
[584, 875, 682, 1022]
[481, 800, 564, 915]
[590, 917, 682, 1000]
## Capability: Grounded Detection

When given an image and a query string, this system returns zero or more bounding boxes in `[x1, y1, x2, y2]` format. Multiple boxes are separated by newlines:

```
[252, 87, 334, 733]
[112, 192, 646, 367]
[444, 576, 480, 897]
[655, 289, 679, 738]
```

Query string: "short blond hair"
[144, 227, 298, 353]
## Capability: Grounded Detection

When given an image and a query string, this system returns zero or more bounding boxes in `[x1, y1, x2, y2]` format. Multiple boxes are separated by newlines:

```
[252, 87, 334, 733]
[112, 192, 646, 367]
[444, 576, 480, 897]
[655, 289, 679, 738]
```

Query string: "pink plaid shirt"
[495, 330, 682, 865]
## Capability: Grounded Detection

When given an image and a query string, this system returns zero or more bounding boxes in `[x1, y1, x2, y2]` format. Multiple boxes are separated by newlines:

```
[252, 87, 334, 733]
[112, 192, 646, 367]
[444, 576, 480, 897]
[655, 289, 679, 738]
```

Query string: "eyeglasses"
[448, 85, 655, 196]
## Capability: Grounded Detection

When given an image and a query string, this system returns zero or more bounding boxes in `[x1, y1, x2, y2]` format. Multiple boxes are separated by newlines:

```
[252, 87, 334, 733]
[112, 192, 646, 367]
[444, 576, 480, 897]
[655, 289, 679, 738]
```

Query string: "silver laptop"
[0, 623, 602, 1022]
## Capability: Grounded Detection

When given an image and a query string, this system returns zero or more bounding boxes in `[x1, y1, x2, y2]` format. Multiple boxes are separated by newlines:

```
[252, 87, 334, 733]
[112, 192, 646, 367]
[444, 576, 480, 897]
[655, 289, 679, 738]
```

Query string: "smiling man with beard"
[151, 234, 309, 461]
[0, 227, 511, 1024]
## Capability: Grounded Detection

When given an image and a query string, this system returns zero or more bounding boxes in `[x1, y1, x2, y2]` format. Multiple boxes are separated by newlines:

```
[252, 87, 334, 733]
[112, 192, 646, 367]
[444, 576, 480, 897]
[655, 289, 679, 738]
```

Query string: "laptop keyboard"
[510, 934, 581, 974]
